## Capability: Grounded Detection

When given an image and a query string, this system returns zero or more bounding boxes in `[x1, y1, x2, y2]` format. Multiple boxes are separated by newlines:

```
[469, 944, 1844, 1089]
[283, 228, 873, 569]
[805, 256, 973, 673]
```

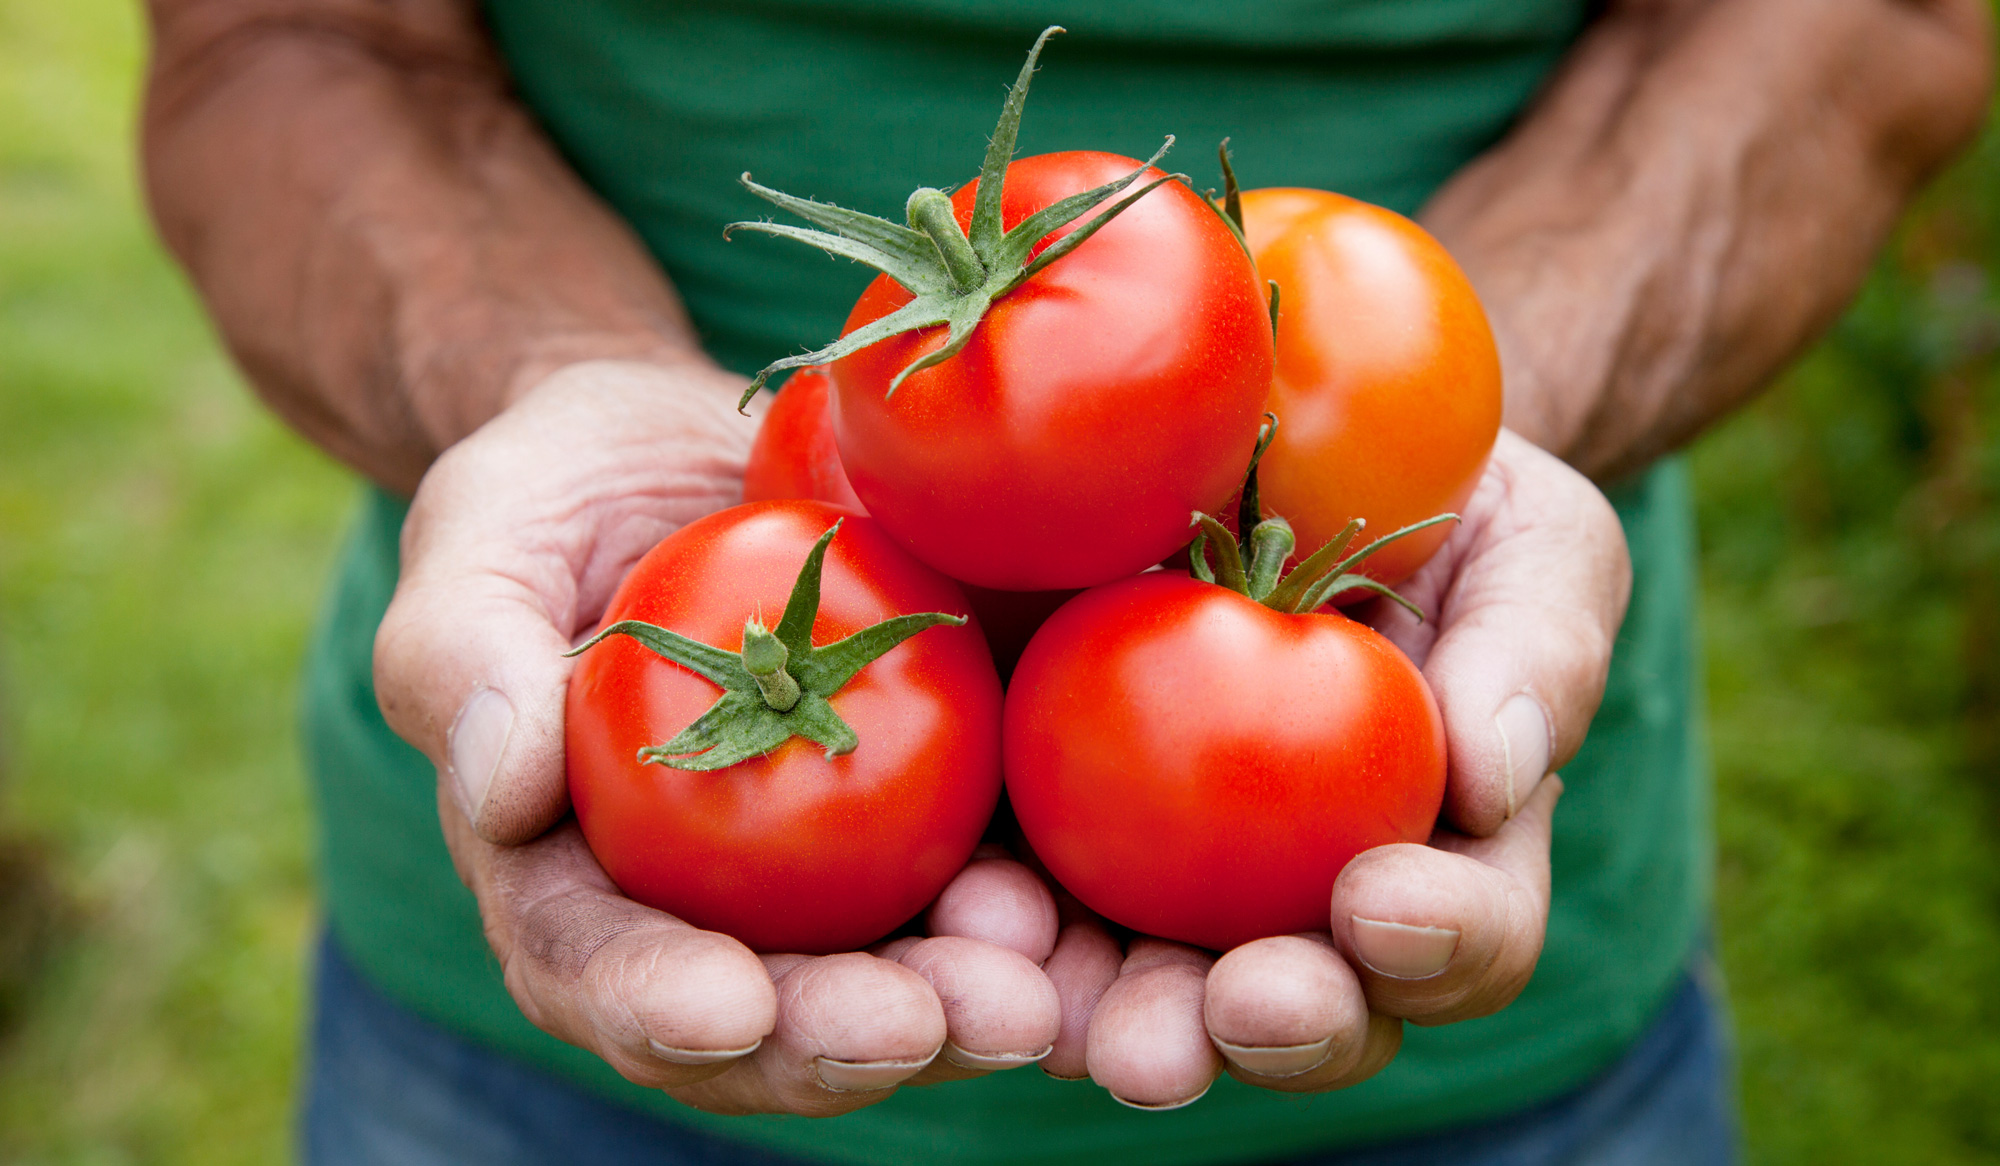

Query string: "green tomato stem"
[728, 27, 1186, 405]
[739, 618, 802, 712]
[565, 521, 965, 770]
[1244, 517, 1295, 602]
[906, 188, 986, 294]
[1185, 413, 1453, 620]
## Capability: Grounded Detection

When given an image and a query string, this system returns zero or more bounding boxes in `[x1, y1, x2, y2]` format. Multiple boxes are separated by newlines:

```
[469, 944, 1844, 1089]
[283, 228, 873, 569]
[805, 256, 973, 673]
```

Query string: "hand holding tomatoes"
[1027, 432, 1631, 1104]
[374, 361, 1064, 1115]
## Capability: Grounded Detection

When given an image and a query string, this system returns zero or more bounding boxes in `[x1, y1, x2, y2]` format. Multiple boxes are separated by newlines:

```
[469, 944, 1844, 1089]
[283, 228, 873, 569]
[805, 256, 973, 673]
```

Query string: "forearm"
[142, 0, 706, 493]
[1422, 0, 1992, 483]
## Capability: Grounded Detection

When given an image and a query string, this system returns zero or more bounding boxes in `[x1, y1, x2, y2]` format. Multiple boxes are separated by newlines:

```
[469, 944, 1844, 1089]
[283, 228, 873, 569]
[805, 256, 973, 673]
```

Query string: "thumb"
[373, 441, 580, 845]
[375, 569, 576, 847]
[1415, 431, 1631, 836]
[372, 361, 756, 845]
[372, 383, 605, 847]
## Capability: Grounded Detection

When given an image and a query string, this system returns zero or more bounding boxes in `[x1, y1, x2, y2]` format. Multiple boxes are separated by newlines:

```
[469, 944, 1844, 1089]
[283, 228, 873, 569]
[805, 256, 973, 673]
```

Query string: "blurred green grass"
[0, 1, 348, 1161]
[1, 1, 1998, 1163]
[1698, 120, 2000, 1160]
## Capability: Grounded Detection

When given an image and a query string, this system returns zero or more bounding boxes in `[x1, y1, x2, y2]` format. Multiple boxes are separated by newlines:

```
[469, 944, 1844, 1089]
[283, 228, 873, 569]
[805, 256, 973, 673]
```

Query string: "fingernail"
[1042, 1067, 1090, 1082]
[648, 1038, 762, 1065]
[1210, 1035, 1334, 1078]
[813, 1052, 937, 1093]
[943, 1042, 1052, 1071]
[1349, 917, 1459, 980]
[1495, 692, 1553, 818]
[448, 687, 514, 822]
[1111, 1081, 1212, 1111]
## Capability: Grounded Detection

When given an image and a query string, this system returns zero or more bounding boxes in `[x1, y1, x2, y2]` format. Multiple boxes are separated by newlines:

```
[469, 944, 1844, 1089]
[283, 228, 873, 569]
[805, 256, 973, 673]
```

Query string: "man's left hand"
[1035, 431, 1631, 1106]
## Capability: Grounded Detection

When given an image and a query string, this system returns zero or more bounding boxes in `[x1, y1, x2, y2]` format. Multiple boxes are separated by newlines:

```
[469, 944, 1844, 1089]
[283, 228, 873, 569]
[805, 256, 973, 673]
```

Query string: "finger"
[925, 854, 1059, 965]
[684, 952, 947, 1117]
[1204, 934, 1400, 1091]
[443, 796, 777, 1091]
[1376, 430, 1630, 835]
[1039, 918, 1123, 1081]
[375, 363, 752, 844]
[1086, 940, 1222, 1109]
[773, 953, 947, 1101]
[934, 839, 1103, 1081]
[1331, 777, 1560, 1024]
[891, 936, 1060, 1083]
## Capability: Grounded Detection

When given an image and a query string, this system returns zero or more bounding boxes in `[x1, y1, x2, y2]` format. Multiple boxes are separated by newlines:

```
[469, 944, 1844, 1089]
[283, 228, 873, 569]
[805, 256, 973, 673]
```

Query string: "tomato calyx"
[564, 520, 967, 770]
[1203, 139, 1279, 338]
[1188, 417, 1459, 619]
[1202, 138, 1251, 260]
[725, 25, 1188, 410]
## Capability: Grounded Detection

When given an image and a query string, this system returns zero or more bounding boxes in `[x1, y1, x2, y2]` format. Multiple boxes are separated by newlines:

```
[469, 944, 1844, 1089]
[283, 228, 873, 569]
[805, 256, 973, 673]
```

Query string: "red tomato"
[1004, 572, 1445, 951]
[1242, 188, 1500, 587]
[831, 152, 1274, 591]
[743, 368, 864, 513]
[565, 500, 1003, 954]
[743, 375, 1075, 679]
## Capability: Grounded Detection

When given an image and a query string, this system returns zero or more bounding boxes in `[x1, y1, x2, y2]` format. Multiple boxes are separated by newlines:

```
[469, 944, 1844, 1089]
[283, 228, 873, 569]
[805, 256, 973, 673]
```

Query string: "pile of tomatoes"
[566, 31, 1501, 956]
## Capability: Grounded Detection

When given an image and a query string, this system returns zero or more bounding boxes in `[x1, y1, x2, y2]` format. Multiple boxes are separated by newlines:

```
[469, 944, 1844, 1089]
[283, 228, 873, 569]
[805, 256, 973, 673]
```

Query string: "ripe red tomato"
[743, 368, 864, 513]
[1242, 188, 1500, 587]
[1004, 572, 1445, 951]
[831, 152, 1273, 591]
[565, 500, 1003, 954]
[743, 374, 1075, 679]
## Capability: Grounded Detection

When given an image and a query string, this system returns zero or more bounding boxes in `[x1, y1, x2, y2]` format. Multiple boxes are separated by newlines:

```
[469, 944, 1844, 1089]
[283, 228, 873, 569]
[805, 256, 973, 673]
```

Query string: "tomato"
[1003, 501, 1446, 950]
[733, 32, 1269, 590]
[1242, 188, 1500, 588]
[829, 151, 1273, 591]
[743, 372, 1076, 679]
[565, 500, 1003, 954]
[743, 368, 864, 513]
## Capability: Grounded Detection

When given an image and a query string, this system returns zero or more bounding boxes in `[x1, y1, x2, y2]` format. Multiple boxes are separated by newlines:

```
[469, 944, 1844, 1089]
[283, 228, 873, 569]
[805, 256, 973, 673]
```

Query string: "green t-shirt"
[302, 4, 1710, 1163]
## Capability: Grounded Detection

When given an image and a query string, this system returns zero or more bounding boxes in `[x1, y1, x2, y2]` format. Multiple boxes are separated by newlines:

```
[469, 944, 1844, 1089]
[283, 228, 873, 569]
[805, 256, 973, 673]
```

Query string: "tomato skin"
[1242, 188, 1501, 587]
[743, 368, 865, 513]
[742, 375, 1076, 679]
[831, 152, 1274, 591]
[565, 500, 1003, 954]
[1004, 572, 1445, 951]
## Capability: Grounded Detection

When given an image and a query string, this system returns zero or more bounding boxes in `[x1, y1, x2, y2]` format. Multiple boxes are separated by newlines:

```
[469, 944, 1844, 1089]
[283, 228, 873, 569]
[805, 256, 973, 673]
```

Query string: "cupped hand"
[373, 360, 1060, 1115]
[1039, 430, 1631, 1106]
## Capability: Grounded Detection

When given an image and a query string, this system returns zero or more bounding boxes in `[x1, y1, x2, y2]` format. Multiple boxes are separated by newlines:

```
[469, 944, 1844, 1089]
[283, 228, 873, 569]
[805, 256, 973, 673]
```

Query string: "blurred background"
[3, 2, 1998, 1163]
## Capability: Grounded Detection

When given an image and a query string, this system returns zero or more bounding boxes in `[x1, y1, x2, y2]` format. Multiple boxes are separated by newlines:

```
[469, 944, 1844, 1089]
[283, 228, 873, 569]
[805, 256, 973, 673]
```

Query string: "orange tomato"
[1241, 188, 1502, 588]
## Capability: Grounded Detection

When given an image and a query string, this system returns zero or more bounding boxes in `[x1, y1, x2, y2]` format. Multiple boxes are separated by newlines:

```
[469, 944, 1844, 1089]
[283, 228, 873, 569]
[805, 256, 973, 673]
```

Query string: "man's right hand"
[373, 360, 1062, 1115]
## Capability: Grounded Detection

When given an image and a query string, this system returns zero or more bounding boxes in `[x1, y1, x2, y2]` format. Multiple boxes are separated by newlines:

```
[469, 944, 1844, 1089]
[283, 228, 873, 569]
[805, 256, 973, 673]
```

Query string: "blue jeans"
[302, 934, 1737, 1166]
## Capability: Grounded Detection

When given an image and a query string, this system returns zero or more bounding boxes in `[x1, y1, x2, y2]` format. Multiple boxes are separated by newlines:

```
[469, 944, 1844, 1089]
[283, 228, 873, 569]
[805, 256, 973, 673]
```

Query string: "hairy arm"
[142, 0, 707, 493]
[1423, 0, 1993, 482]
